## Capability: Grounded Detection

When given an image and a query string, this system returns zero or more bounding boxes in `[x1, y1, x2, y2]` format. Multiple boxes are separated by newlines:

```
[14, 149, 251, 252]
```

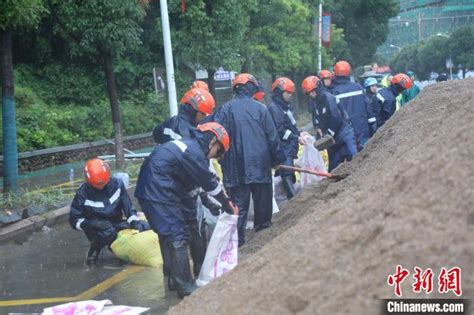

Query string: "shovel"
[277, 165, 348, 181]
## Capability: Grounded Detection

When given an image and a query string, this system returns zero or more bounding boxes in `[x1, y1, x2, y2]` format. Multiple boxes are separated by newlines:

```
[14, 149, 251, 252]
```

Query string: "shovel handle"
[277, 165, 333, 178]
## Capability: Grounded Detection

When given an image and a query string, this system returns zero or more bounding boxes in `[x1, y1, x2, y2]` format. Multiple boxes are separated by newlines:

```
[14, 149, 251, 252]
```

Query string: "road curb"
[0, 206, 70, 244]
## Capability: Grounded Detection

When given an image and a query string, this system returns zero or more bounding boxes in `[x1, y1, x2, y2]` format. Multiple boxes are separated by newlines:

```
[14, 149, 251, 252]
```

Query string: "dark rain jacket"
[134, 131, 222, 206]
[331, 76, 370, 149]
[69, 177, 138, 231]
[268, 94, 300, 160]
[153, 105, 195, 143]
[376, 85, 398, 127]
[365, 89, 379, 136]
[310, 89, 350, 139]
[212, 91, 285, 188]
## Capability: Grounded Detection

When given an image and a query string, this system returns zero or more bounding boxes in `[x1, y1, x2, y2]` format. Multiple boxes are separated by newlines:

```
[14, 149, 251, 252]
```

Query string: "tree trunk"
[208, 68, 216, 97]
[240, 58, 250, 73]
[102, 51, 125, 170]
[1, 30, 19, 194]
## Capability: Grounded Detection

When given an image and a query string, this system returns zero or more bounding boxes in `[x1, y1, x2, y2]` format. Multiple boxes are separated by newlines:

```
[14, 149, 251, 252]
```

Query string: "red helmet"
[190, 80, 209, 91]
[84, 158, 110, 189]
[391, 73, 413, 90]
[232, 73, 258, 90]
[334, 61, 351, 77]
[197, 122, 230, 152]
[271, 77, 295, 93]
[180, 88, 216, 116]
[301, 76, 320, 94]
[319, 70, 333, 79]
[254, 91, 265, 102]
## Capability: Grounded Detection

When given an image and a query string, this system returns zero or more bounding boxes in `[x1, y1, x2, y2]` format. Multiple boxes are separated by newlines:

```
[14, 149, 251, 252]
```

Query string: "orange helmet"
[301, 76, 320, 94]
[391, 73, 413, 90]
[84, 158, 110, 189]
[254, 91, 265, 102]
[319, 70, 333, 79]
[334, 61, 351, 77]
[197, 122, 230, 152]
[232, 73, 258, 90]
[271, 77, 295, 93]
[190, 80, 209, 91]
[180, 88, 216, 116]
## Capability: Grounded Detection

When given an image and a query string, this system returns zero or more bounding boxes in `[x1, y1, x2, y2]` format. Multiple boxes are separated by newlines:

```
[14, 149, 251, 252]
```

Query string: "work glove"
[130, 220, 150, 232]
[89, 220, 113, 231]
[213, 191, 239, 215]
[200, 192, 222, 216]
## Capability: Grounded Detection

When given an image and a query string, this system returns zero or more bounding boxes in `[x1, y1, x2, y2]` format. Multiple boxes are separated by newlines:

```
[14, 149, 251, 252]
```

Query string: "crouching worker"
[69, 159, 150, 267]
[302, 76, 357, 171]
[135, 122, 238, 299]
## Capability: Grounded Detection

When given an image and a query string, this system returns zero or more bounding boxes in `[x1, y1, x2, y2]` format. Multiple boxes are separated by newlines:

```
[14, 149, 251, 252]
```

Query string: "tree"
[390, 44, 421, 78]
[167, 0, 255, 94]
[326, 0, 399, 67]
[1, 0, 46, 193]
[449, 26, 474, 78]
[51, 0, 146, 170]
[418, 36, 450, 79]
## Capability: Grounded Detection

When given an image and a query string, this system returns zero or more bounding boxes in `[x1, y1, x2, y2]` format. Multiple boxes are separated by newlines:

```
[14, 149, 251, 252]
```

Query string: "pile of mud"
[170, 79, 474, 314]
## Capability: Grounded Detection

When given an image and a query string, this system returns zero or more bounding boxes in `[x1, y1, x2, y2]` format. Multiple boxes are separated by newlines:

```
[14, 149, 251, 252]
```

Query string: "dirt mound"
[170, 79, 474, 314]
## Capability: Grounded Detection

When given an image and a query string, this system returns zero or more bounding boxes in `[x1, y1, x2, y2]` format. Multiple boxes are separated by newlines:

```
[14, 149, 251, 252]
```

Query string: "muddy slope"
[170, 79, 474, 314]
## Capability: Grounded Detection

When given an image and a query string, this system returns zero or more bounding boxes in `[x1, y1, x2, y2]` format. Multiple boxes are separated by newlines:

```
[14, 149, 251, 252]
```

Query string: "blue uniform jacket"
[153, 105, 195, 143]
[134, 135, 222, 205]
[376, 86, 398, 127]
[212, 94, 286, 188]
[69, 177, 137, 231]
[268, 96, 300, 159]
[331, 76, 370, 148]
[310, 89, 349, 139]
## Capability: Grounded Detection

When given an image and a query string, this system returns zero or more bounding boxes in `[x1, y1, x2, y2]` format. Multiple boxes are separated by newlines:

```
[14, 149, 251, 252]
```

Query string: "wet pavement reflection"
[0, 222, 180, 314]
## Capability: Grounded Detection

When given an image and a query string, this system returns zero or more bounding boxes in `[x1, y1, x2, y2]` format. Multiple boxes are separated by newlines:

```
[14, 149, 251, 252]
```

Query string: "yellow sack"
[110, 229, 162, 267]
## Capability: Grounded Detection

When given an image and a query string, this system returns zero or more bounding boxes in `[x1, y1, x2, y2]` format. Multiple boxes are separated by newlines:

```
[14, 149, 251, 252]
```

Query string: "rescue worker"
[437, 73, 448, 82]
[302, 76, 357, 171]
[375, 73, 413, 127]
[254, 80, 265, 103]
[364, 77, 379, 136]
[212, 73, 286, 247]
[191, 80, 209, 91]
[401, 71, 420, 106]
[331, 60, 370, 151]
[69, 159, 149, 266]
[319, 70, 334, 91]
[268, 77, 308, 200]
[151, 88, 220, 291]
[153, 88, 214, 144]
[135, 122, 237, 299]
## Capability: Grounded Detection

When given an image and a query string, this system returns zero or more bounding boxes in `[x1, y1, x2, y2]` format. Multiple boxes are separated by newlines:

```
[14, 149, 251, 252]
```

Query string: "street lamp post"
[436, 33, 453, 80]
[390, 44, 402, 51]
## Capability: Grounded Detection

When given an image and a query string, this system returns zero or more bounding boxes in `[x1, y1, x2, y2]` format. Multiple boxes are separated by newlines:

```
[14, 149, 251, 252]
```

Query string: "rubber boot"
[168, 240, 197, 299]
[281, 175, 296, 200]
[189, 221, 207, 277]
[159, 237, 176, 291]
[85, 241, 102, 267]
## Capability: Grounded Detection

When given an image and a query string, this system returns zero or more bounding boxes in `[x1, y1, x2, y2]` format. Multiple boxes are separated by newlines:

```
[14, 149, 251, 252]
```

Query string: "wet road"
[0, 222, 180, 314]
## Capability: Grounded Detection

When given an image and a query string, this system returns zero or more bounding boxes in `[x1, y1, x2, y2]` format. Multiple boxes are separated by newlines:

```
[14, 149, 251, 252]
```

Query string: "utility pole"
[417, 13, 422, 43]
[318, 1, 323, 72]
[159, 0, 178, 117]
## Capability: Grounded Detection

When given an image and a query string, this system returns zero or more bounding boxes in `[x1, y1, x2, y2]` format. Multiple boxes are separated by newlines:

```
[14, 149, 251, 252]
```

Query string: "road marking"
[0, 266, 144, 307]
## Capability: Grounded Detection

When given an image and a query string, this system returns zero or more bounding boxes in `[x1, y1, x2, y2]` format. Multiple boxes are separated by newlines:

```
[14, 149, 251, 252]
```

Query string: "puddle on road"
[0, 222, 180, 314]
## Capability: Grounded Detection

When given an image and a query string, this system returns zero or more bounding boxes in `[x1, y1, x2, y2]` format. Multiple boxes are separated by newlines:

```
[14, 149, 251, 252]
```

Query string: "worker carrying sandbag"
[151, 87, 221, 292]
[135, 122, 238, 299]
[69, 158, 150, 267]
[302, 76, 356, 171]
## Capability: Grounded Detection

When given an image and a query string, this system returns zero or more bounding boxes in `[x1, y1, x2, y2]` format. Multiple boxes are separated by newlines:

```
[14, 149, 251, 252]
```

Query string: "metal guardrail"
[0, 132, 152, 162]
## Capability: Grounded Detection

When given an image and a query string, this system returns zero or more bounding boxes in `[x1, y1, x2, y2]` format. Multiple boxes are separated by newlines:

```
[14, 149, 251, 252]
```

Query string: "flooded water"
[0, 222, 180, 314]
